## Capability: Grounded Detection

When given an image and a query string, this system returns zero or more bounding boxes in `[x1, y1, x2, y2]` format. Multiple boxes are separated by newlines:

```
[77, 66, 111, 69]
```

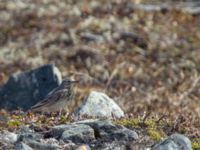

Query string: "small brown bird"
[31, 79, 78, 113]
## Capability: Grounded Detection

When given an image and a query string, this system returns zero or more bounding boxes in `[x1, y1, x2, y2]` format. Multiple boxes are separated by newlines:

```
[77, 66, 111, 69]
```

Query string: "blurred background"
[0, 0, 200, 129]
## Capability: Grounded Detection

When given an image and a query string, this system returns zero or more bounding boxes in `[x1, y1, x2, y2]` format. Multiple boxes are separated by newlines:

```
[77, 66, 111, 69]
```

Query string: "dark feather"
[30, 79, 76, 112]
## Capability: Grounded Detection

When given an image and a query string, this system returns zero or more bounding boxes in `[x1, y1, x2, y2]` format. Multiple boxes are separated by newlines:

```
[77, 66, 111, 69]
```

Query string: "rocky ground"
[0, 0, 200, 149]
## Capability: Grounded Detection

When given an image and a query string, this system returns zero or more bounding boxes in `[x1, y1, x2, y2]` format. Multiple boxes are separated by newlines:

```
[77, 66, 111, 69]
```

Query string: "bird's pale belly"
[40, 98, 70, 112]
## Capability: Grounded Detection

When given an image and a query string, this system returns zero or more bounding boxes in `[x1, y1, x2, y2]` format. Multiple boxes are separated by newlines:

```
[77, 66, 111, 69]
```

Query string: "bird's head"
[61, 79, 78, 89]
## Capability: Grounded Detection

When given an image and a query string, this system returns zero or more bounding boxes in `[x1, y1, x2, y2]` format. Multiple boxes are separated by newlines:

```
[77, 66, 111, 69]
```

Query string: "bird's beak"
[71, 80, 79, 83]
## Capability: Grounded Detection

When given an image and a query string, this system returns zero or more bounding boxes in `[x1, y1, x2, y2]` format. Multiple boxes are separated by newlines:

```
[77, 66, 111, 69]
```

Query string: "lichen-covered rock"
[73, 91, 124, 119]
[24, 139, 61, 150]
[80, 33, 104, 43]
[0, 64, 62, 111]
[61, 124, 95, 143]
[0, 131, 18, 144]
[91, 141, 127, 150]
[17, 126, 43, 142]
[15, 142, 33, 150]
[77, 119, 138, 142]
[48, 124, 95, 143]
[152, 134, 192, 150]
[0, 119, 140, 149]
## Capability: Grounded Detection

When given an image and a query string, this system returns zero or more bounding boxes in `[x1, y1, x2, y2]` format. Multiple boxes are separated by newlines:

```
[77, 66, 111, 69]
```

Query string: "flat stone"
[25, 139, 61, 150]
[77, 119, 138, 141]
[152, 133, 192, 150]
[182, 6, 200, 15]
[81, 33, 103, 43]
[17, 132, 43, 143]
[73, 91, 124, 119]
[91, 141, 127, 150]
[0, 131, 18, 144]
[0, 64, 62, 111]
[15, 142, 33, 150]
[48, 124, 95, 143]
[61, 124, 94, 143]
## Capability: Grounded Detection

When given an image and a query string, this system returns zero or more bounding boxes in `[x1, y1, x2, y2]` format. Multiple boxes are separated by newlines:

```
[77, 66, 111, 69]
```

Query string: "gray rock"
[152, 133, 192, 150]
[17, 126, 43, 142]
[0, 131, 18, 144]
[48, 124, 95, 143]
[135, 4, 167, 12]
[25, 139, 61, 150]
[118, 31, 139, 41]
[61, 124, 95, 143]
[18, 126, 34, 134]
[17, 132, 43, 143]
[15, 142, 33, 150]
[113, 31, 147, 49]
[77, 119, 138, 141]
[92, 141, 127, 150]
[0, 120, 140, 149]
[73, 91, 124, 119]
[0, 64, 62, 111]
[47, 119, 138, 145]
[81, 33, 103, 43]
[182, 6, 200, 15]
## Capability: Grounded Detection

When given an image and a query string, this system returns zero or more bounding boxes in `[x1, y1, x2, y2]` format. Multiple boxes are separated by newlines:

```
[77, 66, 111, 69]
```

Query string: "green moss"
[7, 120, 22, 128]
[114, 118, 165, 141]
[113, 118, 140, 128]
[147, 128, 163, 141]
[144, 119, 157, 128]
[145, 119, 165, 141]
[192, 138, 200, 150]
[59, 115, 69, 124]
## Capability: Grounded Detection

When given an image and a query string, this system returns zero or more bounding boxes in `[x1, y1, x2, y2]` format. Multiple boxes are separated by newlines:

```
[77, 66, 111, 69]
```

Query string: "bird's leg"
[59, 109, 62, 118]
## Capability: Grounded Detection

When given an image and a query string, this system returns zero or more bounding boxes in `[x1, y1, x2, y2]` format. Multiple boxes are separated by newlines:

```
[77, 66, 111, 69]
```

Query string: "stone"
[81, 33, 103, 43]
[73, 91, 124, 119]
[61, 142, 76, 150]
[23, 139, 61, 150]
[76, 144, 91, 150]
[182, 6, 200, 15]
[132, 3, 168, 12]
[152, 133, 192, 150]
[18, 126, 34, 134]
[77, 119, 138, 142]
[17, 132, 43, 143]
[48, 124, 95, 143]
[0, 120, 140, 149]
[61, 124, 95, 143]
[91, 141, 127, 150]
[0, 131, 18, 144]
[0, 64, 62, 111]
[114, 31, 147, 48]
[17, 126, 43, 143]
[118, 31, 139, 42]
[15, 142, 33, 150]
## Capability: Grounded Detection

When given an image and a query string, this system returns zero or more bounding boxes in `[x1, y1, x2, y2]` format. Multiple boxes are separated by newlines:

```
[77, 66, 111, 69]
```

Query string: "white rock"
[0, 131, 18, 143]
[74, 91, 124, 119]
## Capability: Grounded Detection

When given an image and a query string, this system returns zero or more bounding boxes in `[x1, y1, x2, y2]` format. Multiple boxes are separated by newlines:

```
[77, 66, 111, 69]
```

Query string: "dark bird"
[31, 79, 78, 113]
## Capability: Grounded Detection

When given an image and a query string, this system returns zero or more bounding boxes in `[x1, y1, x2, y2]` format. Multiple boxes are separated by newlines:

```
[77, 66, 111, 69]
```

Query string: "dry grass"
[0, 0, 200, 144]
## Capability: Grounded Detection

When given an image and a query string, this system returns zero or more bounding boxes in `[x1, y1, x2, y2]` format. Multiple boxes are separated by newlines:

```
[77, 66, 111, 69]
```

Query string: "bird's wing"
[45, 86, 61, 97]
[31, 89, 68, 110]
